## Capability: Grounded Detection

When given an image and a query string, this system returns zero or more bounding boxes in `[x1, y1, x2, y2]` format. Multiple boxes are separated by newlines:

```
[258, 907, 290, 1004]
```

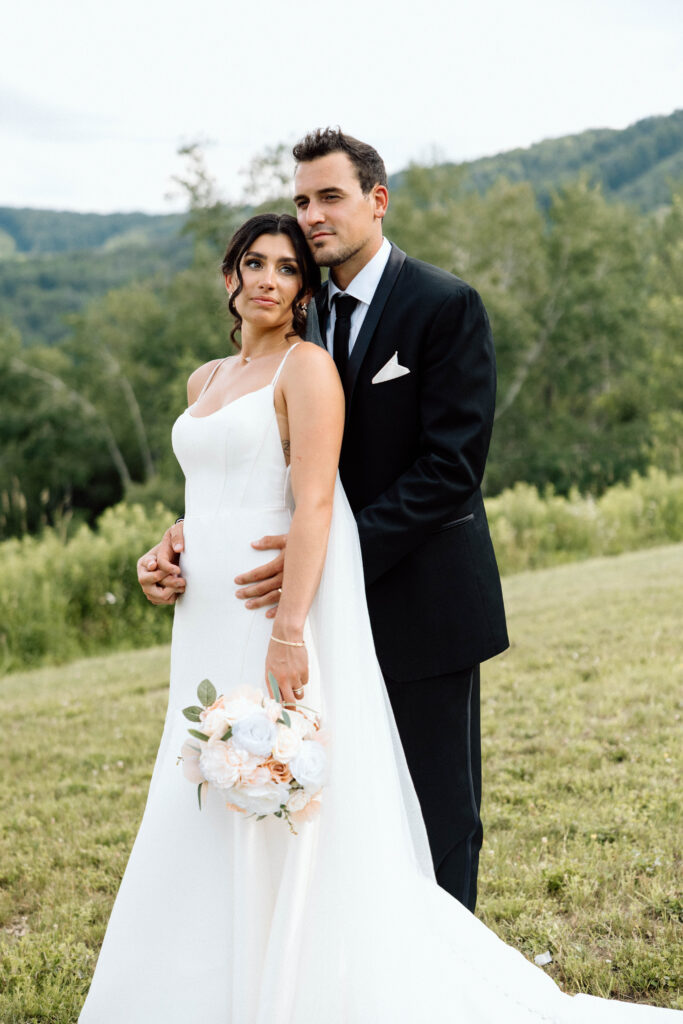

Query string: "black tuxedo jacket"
[307, 243, 508, 681]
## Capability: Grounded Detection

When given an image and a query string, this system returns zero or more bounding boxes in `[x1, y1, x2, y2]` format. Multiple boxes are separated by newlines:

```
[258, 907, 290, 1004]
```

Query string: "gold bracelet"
[270, 635, 306, 648]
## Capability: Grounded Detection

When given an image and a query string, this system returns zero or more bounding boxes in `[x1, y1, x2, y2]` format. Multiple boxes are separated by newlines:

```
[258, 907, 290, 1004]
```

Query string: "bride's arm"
[266, 344, 344, 707]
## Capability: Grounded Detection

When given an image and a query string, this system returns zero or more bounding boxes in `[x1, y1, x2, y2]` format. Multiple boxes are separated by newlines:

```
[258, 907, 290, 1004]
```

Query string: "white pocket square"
[372, 352, 410, 384]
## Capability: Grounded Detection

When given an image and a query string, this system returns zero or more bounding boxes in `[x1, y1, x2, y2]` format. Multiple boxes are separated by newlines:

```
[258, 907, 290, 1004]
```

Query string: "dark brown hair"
[220, 214, 321, 347]
[292, 127, 387, 194]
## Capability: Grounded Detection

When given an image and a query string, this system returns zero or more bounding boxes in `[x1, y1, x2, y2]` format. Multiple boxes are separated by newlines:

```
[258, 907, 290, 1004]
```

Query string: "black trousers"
[383, 665, 482, 913]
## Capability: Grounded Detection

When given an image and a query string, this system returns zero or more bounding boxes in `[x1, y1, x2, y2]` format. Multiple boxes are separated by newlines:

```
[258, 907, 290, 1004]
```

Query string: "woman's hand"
[265, 637, 308, 708]
[137, 523, 186, 605]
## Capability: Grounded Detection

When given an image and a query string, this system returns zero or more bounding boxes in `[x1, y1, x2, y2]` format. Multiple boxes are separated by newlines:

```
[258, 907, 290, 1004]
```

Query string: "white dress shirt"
[326, 236, 392, 356]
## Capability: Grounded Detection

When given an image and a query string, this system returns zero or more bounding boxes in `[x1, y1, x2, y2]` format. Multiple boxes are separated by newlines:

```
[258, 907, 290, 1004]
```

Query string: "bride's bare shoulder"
[187, 357, 233, 405]
[285, 341, 337, 383]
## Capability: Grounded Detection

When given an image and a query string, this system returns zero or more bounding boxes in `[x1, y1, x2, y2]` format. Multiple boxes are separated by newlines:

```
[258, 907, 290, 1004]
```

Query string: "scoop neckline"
[186, 383, 274, 420]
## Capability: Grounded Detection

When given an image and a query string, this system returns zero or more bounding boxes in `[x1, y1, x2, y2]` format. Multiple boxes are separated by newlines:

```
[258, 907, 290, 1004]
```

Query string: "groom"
[138, 128, 508, 913]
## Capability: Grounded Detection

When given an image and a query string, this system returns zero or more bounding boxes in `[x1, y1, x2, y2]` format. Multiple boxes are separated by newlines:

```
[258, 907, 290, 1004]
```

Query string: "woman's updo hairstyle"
[221, 214, 321, 348]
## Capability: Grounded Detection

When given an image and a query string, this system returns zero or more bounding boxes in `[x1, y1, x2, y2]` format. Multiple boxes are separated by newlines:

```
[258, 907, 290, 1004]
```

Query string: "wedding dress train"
[79, 346, 679, 1022]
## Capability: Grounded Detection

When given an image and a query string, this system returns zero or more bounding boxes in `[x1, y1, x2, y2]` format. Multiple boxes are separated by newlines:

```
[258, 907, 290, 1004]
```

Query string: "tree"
[642, 190, 683, 473]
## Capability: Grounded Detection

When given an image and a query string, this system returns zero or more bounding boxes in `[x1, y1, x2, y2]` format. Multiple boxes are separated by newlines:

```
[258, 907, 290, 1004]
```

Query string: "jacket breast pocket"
[434, 513, 474, 534]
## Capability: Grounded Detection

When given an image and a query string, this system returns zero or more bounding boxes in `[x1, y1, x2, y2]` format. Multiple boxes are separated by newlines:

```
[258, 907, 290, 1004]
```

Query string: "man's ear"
[372, 185, 389, 221]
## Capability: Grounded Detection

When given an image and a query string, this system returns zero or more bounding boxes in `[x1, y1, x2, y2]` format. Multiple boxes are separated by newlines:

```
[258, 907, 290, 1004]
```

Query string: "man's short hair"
[293, 128, 387, 194]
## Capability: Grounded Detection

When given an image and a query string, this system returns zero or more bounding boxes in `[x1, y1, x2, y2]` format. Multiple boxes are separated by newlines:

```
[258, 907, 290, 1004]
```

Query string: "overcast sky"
[1, 0, 681, 213]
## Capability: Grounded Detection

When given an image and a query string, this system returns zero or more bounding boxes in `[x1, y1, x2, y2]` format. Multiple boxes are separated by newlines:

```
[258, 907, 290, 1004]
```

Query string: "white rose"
[289, 740, 328, 793]
[231, 711, 277, 757]
[230, 780, 290, 816]
[271, 724, 302, 763]
[223, 695, 262, 725]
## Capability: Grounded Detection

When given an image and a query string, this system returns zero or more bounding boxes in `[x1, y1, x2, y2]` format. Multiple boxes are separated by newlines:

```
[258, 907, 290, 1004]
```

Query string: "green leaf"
[274, 810, 282, 818]
[278, 710, 291, 728]
[256, 814, 267, 821]
[268, 671, 281, 704]
[197, 782, 204, 810]
[197, 679, 217, 707]
[182, 705, 203, 722]
[220, 727, 232, 742]
[187, 729, 210, 742]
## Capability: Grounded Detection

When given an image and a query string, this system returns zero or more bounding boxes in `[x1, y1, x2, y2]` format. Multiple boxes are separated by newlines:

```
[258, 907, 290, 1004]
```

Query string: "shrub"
[2, 470, 682, 672]
[487, 468, 683, 575]
[0, 503, 174, 672]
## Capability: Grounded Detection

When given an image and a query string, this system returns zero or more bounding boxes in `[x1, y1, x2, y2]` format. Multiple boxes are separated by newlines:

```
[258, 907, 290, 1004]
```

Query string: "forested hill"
[1, 108, 681, 261]
[0, 209, 185, 257]
[390, 109, 683, 211]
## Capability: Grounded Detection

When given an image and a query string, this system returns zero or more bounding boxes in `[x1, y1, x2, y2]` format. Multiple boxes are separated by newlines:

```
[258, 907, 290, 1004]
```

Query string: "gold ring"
[293, 687, 304, 697]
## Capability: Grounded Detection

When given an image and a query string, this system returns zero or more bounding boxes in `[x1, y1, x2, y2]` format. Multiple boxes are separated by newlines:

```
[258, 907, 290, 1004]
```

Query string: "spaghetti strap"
[194, 358, 227, 405]
[271, 342, 301, 388]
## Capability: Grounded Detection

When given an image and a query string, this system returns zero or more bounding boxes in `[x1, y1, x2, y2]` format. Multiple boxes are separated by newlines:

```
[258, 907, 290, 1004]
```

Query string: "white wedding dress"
[80, 346, 679, 1023]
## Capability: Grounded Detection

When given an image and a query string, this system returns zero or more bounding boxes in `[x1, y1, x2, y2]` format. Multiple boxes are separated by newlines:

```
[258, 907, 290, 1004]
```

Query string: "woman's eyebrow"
[243, 251, 299, 264]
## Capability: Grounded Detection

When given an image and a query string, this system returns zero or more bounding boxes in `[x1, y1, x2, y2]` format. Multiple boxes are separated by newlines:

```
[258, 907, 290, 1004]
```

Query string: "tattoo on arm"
[282, 439, 291, 463]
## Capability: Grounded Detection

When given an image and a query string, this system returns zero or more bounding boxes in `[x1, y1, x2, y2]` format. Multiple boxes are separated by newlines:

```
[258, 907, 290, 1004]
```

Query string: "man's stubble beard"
[310, 234, 372, 269]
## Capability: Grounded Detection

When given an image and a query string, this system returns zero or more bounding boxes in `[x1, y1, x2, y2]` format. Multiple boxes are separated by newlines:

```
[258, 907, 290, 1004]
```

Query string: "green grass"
[0, 545, 681, 1021]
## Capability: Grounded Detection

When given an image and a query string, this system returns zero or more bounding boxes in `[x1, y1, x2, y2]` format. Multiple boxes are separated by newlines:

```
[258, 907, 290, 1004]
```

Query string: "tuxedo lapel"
[346, 244, 406, 407]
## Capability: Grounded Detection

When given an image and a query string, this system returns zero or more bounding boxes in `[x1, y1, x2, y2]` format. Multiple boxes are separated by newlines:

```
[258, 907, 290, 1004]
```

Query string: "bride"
[79, 213, 679, 1023]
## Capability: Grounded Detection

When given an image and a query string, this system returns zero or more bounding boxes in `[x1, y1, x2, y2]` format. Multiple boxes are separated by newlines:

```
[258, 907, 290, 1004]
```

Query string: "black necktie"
[332, 293, 358, 388]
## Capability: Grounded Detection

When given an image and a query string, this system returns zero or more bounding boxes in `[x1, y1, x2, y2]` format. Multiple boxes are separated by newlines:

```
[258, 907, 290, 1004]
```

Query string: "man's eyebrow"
[293, 186, 346, 202]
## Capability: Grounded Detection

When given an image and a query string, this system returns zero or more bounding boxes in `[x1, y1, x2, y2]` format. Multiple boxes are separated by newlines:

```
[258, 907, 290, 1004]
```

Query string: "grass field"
[0, 544, 681, 1021]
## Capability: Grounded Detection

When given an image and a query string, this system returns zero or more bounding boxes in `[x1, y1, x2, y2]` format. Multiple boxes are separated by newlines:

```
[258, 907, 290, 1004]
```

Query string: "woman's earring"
[298, 303, 308, 314]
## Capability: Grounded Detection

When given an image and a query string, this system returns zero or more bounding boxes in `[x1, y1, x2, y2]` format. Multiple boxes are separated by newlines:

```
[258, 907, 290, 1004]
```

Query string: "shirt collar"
[327, 236, 392, 308]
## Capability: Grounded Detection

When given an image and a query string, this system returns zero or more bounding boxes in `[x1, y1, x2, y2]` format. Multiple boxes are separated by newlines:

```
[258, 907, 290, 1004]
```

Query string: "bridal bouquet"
[178, 675, 327, 832]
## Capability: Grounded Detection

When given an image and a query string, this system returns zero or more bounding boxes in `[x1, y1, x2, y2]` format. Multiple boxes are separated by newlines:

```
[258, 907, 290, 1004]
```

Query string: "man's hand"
[137, 522, 186, 605]
[235, 534, 287, 619]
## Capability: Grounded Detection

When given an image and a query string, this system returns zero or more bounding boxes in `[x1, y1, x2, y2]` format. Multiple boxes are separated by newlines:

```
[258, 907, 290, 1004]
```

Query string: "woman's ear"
[224, 273, 233, 295]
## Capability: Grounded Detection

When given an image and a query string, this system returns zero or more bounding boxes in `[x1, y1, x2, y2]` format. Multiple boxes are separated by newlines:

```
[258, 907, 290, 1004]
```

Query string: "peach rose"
[264, 757, 293, 785]
[200, 704, 232, 738]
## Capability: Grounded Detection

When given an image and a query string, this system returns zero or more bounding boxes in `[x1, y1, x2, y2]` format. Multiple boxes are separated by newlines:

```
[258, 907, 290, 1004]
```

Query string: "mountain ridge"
[1, 109, 681, 258]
